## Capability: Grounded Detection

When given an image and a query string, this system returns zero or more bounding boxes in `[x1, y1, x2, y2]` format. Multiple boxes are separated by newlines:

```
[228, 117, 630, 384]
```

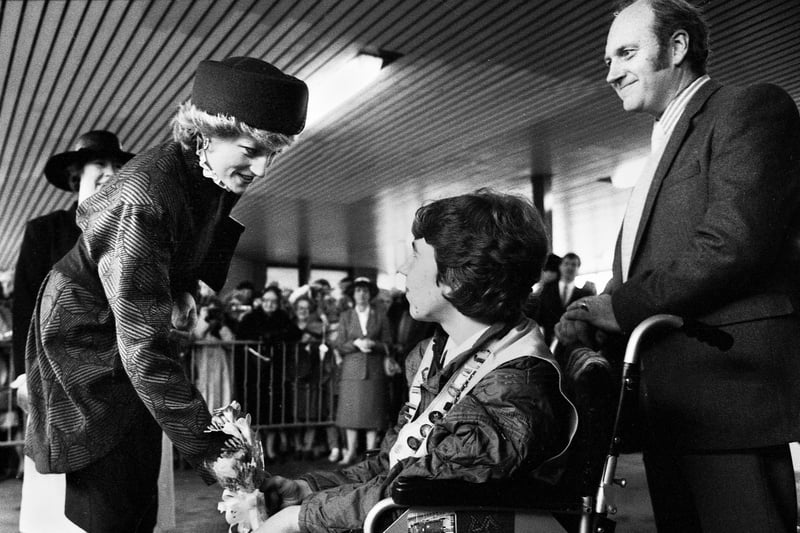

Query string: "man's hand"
[562, 294, 622, 333]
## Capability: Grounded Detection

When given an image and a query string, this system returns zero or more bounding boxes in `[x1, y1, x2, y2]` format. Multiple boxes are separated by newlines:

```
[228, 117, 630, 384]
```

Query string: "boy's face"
[399, 238, 450, 322]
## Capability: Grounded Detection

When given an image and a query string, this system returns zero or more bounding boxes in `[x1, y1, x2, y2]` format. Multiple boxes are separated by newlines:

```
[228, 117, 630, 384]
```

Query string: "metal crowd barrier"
[187, 339, 338, 431]
[0, 339, 337, 450]
[0, 339, 21, 448]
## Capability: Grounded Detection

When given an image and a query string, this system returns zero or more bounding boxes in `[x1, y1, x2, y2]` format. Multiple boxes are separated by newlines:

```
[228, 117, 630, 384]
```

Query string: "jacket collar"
[627, 78, 723, 273]
[431, 320, 517, 378]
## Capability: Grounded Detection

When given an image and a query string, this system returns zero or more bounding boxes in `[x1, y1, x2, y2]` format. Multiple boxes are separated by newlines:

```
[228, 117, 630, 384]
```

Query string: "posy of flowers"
[205, 401, 269, 532]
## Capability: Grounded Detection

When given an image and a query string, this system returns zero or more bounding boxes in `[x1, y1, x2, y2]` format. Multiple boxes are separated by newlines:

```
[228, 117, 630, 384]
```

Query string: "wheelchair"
[364, 315, 733, 533]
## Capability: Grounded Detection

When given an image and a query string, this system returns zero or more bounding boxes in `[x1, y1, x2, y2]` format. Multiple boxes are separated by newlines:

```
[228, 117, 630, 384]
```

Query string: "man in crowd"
[537, 252, 595, 345]
[562, 1, 800, 531]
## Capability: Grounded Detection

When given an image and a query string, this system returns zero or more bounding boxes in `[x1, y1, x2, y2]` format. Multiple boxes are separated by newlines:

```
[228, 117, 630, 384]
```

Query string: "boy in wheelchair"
[257, 190, 578, 533]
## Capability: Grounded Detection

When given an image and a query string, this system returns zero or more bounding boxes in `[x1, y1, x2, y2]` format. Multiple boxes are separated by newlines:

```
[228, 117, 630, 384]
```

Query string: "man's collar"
[656, 74, 711, 125]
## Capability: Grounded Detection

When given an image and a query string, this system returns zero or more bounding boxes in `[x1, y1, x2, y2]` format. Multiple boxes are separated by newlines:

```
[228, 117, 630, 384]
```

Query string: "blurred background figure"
[335, 276, 354, 315]
[192, 295, 234, 411]
[224, 280, 256, 331]
[386, 290, 435, 420]
[290, 295, 325, 460]
[0, 272, 15, 481]
[238, 285, 301, 461]
[334, 277, 392, 465]
[537, 252, 595, 345]
[523, 252, 562, 321]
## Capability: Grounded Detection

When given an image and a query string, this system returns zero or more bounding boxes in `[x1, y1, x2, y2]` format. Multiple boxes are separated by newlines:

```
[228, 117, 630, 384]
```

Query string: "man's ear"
[670, 29, 690, 67]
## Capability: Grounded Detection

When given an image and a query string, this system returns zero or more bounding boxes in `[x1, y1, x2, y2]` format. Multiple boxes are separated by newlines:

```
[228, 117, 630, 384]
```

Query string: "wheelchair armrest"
[391, 476, 584, 512]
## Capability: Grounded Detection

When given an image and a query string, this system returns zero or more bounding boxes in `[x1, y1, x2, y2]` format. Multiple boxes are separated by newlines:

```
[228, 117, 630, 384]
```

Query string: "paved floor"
[3, 447, 800, 532]
[0, 452, 655, 533]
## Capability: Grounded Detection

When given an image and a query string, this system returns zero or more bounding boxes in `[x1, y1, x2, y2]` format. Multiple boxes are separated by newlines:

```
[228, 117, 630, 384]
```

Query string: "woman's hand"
[171, 292, 197, 331]
[11, 374, 28, 413]
[353, 338, 373, 353]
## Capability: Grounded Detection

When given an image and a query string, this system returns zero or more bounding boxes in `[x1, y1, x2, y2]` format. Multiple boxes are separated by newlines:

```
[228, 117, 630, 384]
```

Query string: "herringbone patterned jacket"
[25, 141, 243, 476]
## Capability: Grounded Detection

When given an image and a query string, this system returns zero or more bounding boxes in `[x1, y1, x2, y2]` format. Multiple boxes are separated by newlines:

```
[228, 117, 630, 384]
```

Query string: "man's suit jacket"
[12, 205, 80, 378]
[537, 280, 595, 346]
[608, 80, 800, 451]
[336, 305, 392, 380]
[25, 142, 243, 476]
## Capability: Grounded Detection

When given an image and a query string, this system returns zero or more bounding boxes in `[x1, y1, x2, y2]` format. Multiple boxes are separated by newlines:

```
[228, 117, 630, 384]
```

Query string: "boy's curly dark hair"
[411, 189, 548, 323]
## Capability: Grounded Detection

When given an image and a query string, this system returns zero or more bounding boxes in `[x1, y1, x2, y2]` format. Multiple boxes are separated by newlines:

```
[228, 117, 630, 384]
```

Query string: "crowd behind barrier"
[0, 268, 593, 455]
[0, 274, 437, 476]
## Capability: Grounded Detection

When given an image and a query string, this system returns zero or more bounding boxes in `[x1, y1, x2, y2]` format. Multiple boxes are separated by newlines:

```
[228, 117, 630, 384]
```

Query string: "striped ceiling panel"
[1, 0, 798, 281]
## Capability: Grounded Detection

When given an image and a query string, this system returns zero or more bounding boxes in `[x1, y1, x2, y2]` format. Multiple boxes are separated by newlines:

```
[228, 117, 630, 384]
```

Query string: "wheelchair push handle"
[599, 314, 735, 518]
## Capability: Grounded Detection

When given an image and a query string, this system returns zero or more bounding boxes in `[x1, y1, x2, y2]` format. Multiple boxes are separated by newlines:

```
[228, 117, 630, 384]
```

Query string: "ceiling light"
[304, 51, 396, 128]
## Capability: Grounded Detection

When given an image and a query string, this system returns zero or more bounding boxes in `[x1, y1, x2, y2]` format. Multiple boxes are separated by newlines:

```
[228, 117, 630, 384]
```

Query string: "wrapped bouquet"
[205, 401, 269, 532]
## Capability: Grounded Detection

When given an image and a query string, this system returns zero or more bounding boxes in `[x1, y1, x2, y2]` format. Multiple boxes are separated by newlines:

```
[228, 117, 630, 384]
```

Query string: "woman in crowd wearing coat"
[191, 295, 235, 411]
[334, 277, 394, 465]
[238, 285, 302, 461]
[22, 57, 307, 532]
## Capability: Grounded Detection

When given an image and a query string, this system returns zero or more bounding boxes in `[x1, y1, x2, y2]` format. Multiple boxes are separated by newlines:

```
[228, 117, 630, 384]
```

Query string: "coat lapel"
[628, 79, 722, 273]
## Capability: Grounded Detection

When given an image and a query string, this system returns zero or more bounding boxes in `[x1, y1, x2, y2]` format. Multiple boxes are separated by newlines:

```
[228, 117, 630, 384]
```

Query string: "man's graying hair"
[614, 0, 710, 74]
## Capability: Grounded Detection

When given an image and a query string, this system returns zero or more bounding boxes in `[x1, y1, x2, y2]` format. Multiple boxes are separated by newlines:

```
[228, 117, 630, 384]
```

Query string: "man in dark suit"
[561, 0, 800, 531]
[536, 253, 595, 346]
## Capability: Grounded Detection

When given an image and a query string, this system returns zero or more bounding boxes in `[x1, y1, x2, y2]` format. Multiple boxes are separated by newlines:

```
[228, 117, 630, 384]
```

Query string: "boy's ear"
[439, 280, 455, 297]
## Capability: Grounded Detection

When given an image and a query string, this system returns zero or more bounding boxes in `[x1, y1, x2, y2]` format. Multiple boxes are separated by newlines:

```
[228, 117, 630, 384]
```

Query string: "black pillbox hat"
[192, 57, 308, 135]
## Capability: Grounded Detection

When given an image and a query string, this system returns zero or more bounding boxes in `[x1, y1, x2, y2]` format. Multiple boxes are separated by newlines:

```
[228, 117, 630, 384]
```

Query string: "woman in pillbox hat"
[23, 57, 307, 532]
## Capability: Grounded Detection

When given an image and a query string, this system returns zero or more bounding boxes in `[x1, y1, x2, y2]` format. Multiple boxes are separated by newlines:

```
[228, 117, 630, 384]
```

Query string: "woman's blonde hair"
[171, 100, 295, 151]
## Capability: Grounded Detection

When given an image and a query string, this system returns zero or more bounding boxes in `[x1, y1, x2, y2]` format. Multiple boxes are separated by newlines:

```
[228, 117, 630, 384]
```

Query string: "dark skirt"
[65, 406, 161, 533]
[336, 353, 388, 429]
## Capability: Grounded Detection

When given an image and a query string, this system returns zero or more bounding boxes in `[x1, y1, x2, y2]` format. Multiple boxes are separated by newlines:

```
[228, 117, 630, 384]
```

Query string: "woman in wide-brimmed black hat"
[43, 130, 135, 196]
[23, 57, 308, 532]
[13, 131, 133, 377]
